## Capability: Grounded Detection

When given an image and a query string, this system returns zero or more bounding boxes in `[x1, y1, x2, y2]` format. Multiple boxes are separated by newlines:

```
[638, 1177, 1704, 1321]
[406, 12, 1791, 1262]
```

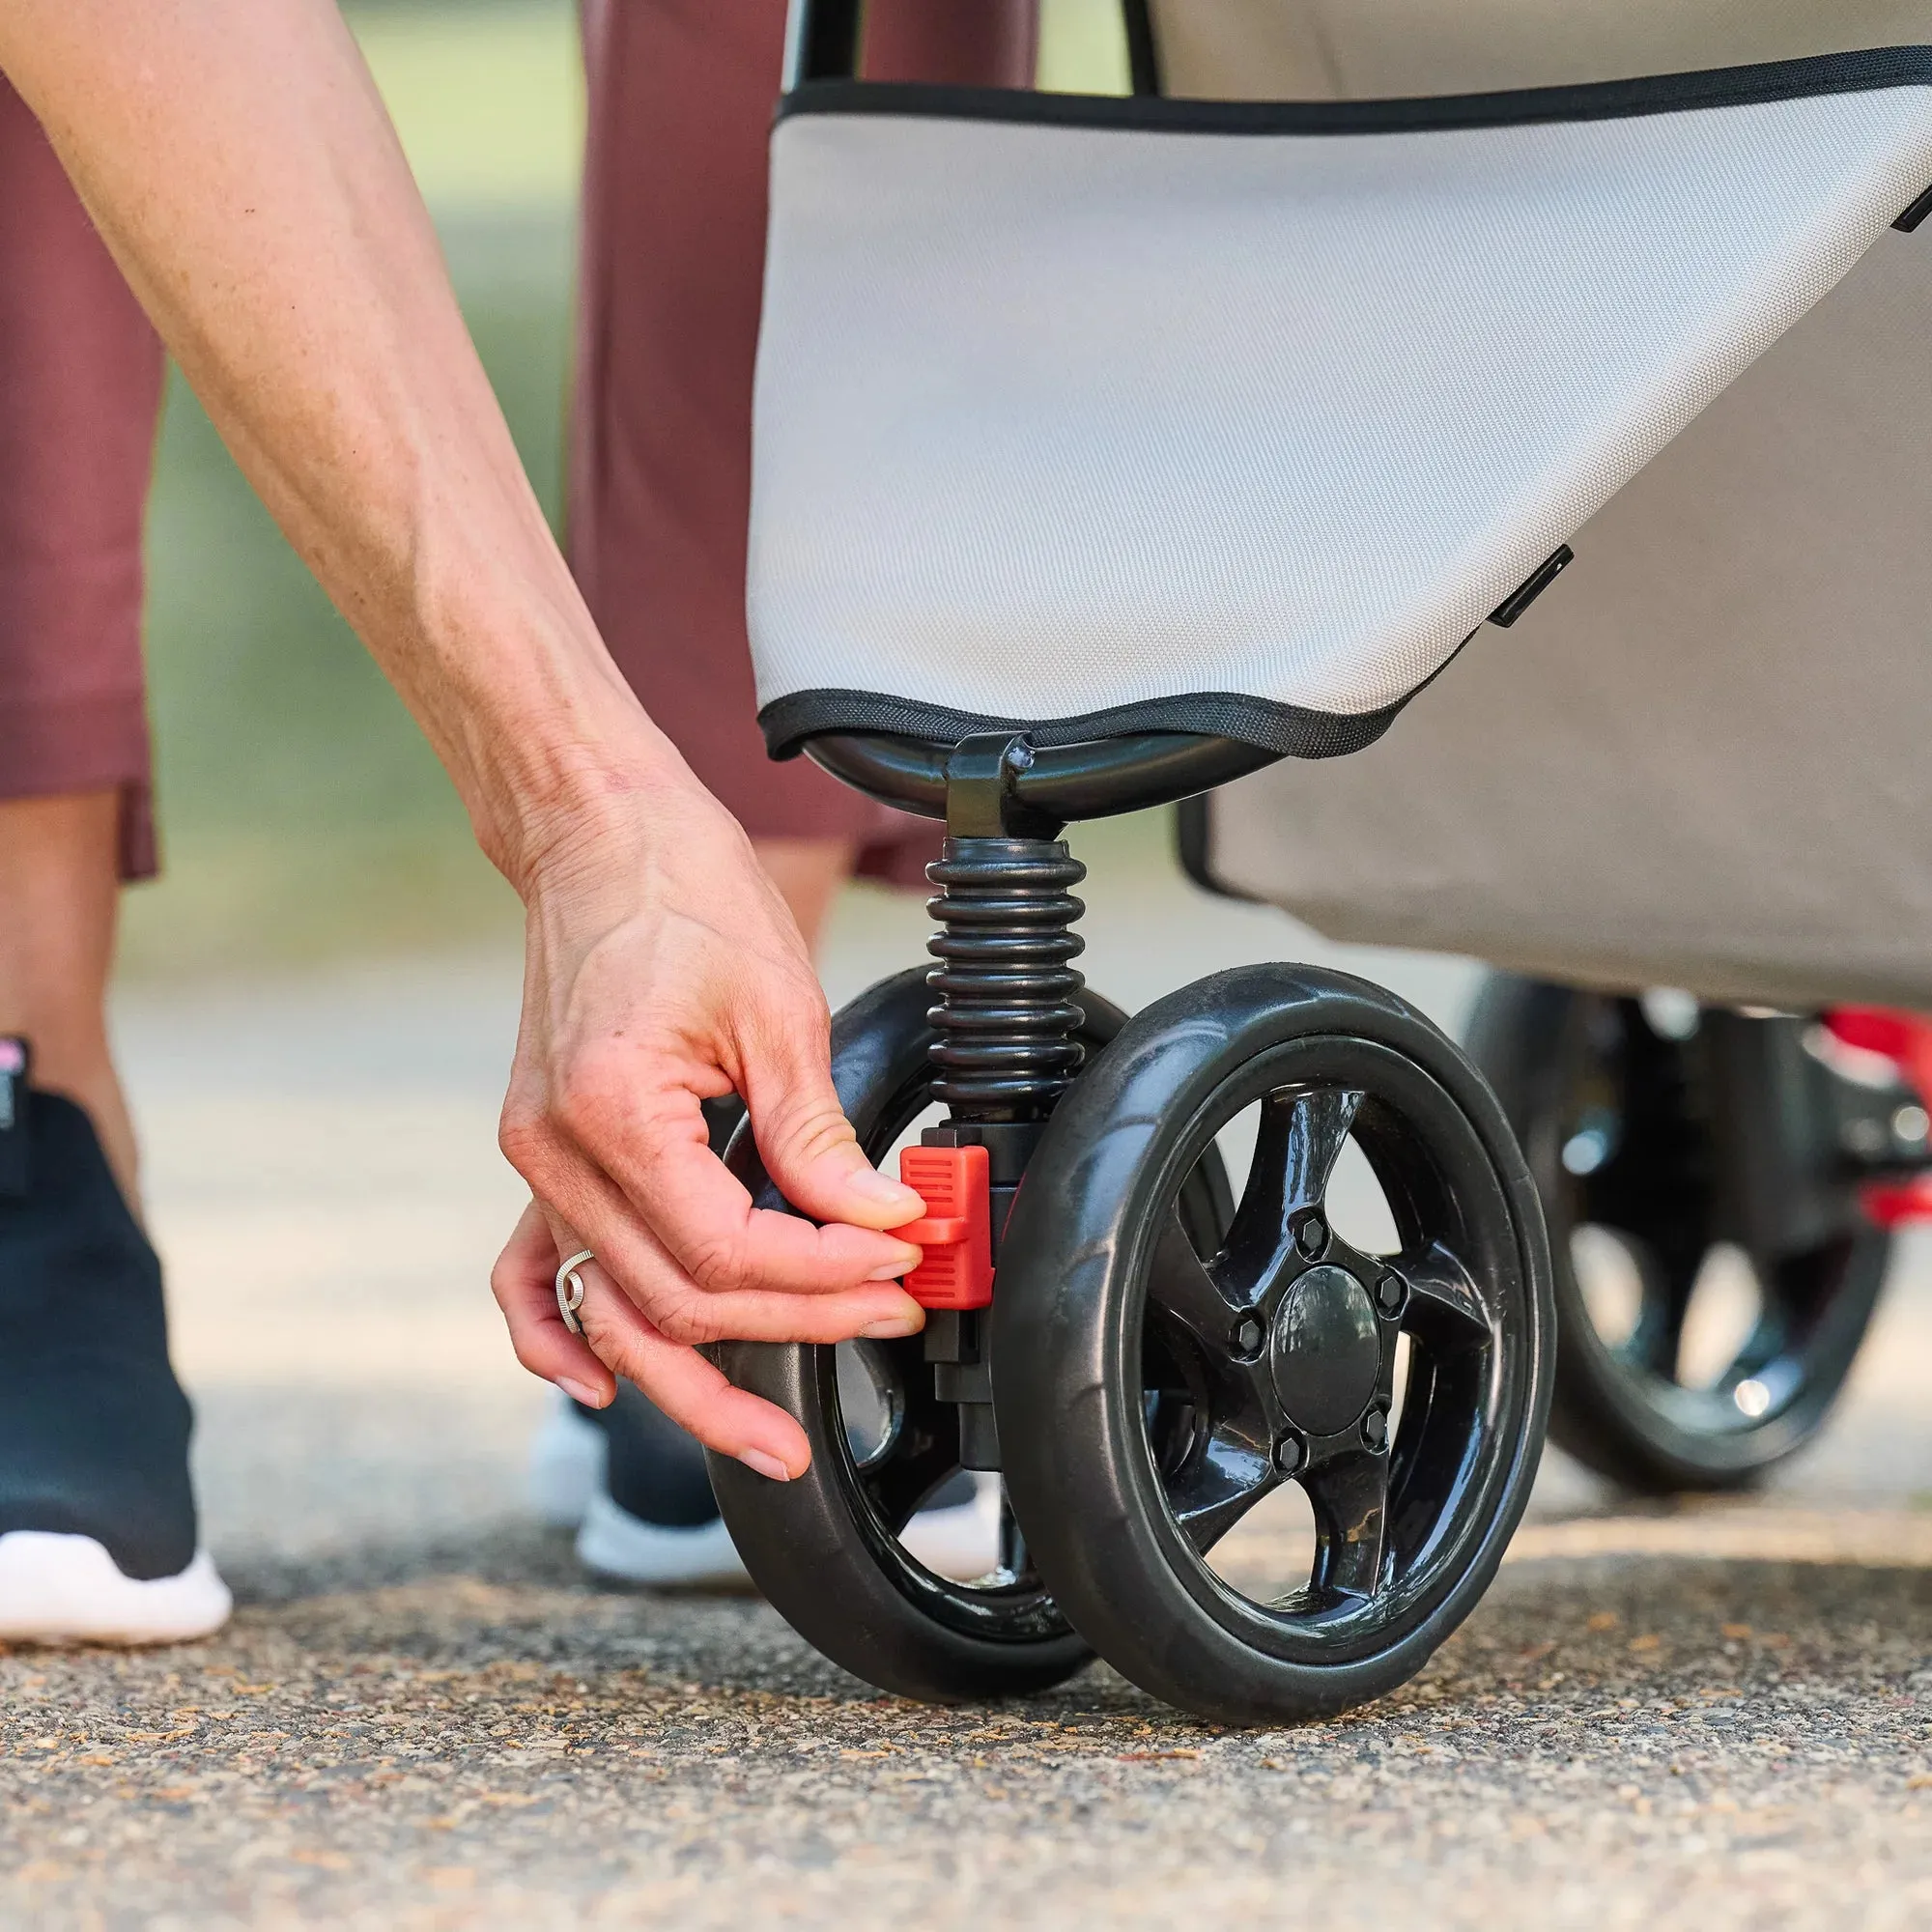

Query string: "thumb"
[741, 1007, 925, 1232]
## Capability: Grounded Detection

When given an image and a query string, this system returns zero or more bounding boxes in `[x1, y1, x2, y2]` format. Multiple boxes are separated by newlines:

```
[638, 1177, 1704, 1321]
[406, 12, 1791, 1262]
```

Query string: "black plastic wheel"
[1467, 975, 1891, 1492]
[708, 969, 1227, 1702]
[995, 964, 1553, 1726]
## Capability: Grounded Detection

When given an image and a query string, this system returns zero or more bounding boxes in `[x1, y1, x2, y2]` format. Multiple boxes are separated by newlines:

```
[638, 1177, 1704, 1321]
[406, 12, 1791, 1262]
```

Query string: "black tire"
[995, 964, 1553, 1726]
[1467, 975, 1890, 1493]
[707, 968, 1226, 1702]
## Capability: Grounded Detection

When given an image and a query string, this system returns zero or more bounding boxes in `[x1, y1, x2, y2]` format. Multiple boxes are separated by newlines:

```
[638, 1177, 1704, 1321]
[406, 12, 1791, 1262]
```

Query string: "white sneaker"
[526, 1390, 608, 1528]
[575, 1490, 751, 1588]
[526, 1387, 750, 1585]
[900, 1475, 1005, 1581]
[0, 1534, 231, 1646]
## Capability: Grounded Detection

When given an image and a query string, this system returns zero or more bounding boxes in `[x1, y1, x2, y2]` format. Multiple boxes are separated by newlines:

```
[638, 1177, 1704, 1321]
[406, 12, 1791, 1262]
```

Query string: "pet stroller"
[706, 0, 1932, 1723]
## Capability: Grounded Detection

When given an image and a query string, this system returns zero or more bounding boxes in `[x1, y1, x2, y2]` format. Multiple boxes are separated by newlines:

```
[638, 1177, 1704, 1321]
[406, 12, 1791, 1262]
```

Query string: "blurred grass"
[347, 0, 583, 210]
[121, 0, 1140, 980]
[1039, 0, 1133, 93]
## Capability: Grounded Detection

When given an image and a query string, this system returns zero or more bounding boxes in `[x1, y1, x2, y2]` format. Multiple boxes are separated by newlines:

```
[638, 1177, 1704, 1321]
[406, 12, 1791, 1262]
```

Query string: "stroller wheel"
[705, 968, 1128, 1702]
[1468, 976, 1890, 1493]
[995, 965, 1552, 1725]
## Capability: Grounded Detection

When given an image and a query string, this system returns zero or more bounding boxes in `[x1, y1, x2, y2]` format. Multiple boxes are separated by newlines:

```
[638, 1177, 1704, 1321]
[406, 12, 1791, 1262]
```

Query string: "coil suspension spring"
[926, 734, 1087, 1122]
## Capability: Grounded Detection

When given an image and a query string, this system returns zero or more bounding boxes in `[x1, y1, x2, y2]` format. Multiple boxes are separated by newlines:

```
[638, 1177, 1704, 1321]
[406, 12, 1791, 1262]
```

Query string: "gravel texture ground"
[5, 862, 1929, 1929]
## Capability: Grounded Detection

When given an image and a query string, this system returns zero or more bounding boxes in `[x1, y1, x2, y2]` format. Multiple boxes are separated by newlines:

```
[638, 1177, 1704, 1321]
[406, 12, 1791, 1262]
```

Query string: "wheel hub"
[1270, 1264, 1381, 1435]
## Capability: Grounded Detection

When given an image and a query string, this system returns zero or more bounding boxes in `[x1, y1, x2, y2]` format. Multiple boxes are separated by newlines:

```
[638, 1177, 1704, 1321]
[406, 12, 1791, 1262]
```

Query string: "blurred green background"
[123, 0, 1133, 977]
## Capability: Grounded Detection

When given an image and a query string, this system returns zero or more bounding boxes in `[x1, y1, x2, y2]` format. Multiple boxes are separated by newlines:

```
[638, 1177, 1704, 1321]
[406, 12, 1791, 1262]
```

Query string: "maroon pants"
[571, 0, 1037, 885]
[0, 75, 165, 879]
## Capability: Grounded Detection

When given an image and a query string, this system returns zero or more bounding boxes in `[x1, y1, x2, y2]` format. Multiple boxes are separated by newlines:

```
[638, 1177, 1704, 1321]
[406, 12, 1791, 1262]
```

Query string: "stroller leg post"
[917, 733, 1087, 1471]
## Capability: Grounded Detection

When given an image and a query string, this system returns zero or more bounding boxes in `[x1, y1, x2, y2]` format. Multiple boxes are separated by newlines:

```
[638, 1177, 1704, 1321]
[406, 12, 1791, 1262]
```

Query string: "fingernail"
[740, 1449, 793, 1483]
[862, 1310, 925, 1339]
[867, 1249, 923, 1281]
[849, 1167, 924, 1212]
[556, 1378, 607, 1408]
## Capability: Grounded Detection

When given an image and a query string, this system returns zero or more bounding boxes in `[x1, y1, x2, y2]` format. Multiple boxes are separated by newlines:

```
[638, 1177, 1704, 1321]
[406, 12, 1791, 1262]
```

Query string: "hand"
[490, 771, 927, 1480]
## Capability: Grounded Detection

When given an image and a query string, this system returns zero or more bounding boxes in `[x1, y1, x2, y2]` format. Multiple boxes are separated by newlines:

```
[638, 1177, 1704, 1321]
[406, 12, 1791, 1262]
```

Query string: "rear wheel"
[1467, 976, 1890, 1492]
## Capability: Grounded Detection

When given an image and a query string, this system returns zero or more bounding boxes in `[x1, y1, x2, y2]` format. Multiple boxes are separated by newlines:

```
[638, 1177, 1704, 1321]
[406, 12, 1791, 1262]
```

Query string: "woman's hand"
[489, 773, 927, 1480]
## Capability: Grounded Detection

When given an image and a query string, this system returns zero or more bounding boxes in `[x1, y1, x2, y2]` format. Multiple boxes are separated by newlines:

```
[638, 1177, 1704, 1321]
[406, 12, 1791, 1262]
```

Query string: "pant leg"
[571, 0, 1037, 888]
[866, 0, 1039, 84]
[0, 76, 165, 881]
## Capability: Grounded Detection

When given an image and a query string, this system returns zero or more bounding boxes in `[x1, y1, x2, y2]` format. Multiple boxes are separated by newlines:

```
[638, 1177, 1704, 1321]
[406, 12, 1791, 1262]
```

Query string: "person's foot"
[527, 1383, 752, 1587]
[576, 1381, 752, 1586]
[526, 1387, 608, 1529]
[526, 1383, 1004, 1588]
[0, 1068, 230, 1644]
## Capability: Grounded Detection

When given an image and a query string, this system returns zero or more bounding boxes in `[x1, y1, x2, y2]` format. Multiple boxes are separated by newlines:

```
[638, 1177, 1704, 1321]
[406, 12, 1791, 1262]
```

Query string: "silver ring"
[555, 1248, 596, 1335]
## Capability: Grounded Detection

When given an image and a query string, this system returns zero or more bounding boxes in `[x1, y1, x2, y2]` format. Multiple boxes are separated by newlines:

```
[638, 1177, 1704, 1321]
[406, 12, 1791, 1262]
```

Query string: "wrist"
[401, 552, 716, 896]
[475, 726, 711, 900]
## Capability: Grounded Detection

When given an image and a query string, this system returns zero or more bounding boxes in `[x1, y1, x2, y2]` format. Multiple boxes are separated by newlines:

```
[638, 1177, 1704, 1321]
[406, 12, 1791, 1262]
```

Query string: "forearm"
[0, 0, 674, 886]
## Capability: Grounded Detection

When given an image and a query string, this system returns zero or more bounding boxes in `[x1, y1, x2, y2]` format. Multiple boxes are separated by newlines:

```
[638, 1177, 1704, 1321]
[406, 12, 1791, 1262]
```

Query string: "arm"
[0, 0, 925, 1475]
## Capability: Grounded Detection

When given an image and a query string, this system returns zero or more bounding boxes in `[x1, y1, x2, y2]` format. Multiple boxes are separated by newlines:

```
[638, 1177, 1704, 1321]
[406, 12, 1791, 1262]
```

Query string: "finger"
[737, 999, 927, 1233]
[574, 1214, 930, 1347]
[536, 1082, 924, 1297]
[646, 1283, 932, 1348]
[571, 1288, 811, 1478]
[489, 1199, 617, 1407]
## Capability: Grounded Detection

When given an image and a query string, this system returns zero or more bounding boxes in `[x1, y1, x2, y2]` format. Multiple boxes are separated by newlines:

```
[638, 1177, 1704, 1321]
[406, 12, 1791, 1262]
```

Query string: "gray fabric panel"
[1205, 233, 1932, 1009]
[1148, 2, 1932, 100]
[749, 94, 1932, 727]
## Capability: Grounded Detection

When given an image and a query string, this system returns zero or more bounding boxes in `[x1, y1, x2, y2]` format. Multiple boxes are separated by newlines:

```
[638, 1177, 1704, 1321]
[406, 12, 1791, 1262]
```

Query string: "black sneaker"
[0, 1049, 229, 1643]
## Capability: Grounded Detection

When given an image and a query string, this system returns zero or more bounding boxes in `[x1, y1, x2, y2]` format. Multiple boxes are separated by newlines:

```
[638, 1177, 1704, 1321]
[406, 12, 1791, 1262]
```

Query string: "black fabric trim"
[780, 46, 1932, 138]
[758, 688, 1404, 763]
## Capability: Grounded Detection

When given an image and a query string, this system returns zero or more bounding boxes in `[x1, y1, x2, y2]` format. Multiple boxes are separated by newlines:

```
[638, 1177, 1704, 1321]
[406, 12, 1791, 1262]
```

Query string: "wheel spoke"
[1302, 1443, 1390, 1600]
[1166, 1425, 1280, 1554]
[1622, 1254, 1697, 1380]
[1574, 1006, 1715, 1292]
[1750, 1236, 1866, 1350]
[862, 1436, 961, 1536]
[1398, 1242, 1493, 1350]
[1280, 1086, 1365, 1212]
[1147, 1205, 1249, 1350]
[1221, 1087, 1364, 1292]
